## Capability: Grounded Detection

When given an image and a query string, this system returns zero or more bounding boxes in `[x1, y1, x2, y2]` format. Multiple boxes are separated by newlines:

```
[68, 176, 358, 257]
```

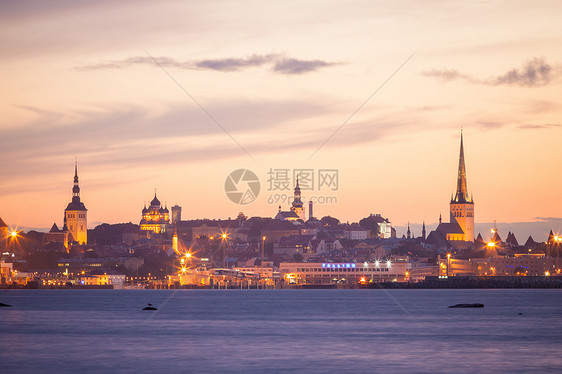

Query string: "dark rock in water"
[518, 312, 523, 315]
[142, 303, 157, 311]
[0, 302, 12, 307]
[448, 303, 484, 308]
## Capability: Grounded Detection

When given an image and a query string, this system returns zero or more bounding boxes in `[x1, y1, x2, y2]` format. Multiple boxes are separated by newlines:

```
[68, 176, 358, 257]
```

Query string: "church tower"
[290, 176, 306, 221]
[449, 132, 474, 242]
[65, 161, 88, 245]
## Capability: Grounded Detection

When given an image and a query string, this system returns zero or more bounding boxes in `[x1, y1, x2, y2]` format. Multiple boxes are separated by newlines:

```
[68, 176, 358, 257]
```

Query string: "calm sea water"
[1, 289, 561, 373]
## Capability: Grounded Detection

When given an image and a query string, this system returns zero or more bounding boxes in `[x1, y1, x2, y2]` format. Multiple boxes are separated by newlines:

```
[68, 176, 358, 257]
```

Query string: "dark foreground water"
[1, 289, 561, 373]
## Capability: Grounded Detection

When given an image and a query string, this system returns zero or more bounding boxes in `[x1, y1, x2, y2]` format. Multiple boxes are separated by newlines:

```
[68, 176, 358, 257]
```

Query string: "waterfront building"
[437, 254, 559, 277]
[64, 162, 88, 245]
[279, 260, 410, 285]
[140, 192, 170, 234]
[0, 259, 13, 284]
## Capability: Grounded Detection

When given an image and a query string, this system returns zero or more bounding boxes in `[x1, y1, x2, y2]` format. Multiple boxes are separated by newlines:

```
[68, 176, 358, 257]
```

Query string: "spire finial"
[454, 131, 469, 203]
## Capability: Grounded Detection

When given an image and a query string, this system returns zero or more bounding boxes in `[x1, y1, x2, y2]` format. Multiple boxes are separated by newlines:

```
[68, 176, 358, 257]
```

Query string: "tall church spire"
[73, 160, 80, 200]
[453, 130, 470, 203]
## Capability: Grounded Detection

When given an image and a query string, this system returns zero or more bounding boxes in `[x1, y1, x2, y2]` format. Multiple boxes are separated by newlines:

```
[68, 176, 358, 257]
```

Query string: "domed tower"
[150, 193, 161, 209]
[290, 175, 306, 221]
[64, 161, 88, 244]
[140, 191, 170, 234]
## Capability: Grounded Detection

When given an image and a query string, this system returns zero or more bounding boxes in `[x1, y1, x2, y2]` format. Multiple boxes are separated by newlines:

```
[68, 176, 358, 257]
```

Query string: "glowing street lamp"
[262, 236, 266, 267]
[5, 230, 19, 252]
[221, 233, 229, 268]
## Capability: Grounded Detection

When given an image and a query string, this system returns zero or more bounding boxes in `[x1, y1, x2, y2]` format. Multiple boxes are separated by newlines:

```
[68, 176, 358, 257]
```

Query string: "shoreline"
[2, 276, 562, 290]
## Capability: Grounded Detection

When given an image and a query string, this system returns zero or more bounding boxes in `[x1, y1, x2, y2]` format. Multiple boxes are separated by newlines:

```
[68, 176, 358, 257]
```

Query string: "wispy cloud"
[492, 58, 553, 86]
[422, 58, 561, 87]
[476, 121, 504, 130]
[421, 69, 474, 83]
[535, 217, 562, 223]
[273, 57, 340, 74]
[77, 53, 340, 74]
[517, 123, 561, 130]
[475, 121, 560, 131]
[195, 54, 277, 71]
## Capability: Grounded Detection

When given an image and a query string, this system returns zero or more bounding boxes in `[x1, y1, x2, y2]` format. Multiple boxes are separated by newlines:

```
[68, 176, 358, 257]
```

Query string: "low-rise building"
[279, 261, 410, 286]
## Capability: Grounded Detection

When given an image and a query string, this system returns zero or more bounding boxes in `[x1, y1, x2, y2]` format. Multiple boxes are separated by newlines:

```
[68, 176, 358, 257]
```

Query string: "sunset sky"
[1, 0, 561, 241]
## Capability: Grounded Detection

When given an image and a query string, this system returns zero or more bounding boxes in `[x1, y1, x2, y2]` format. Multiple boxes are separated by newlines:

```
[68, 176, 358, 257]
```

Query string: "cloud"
[195, 54, 277, 72]
[517, 123, 561, 130]
[535, 217, 562, 223]
[77, 53, 340, 74]
[0, 99, 335, 185]
[422, 58, 561, 87]
[273, 57, 340, 74]
[476, 121, 503, 130]
[421, 69, 472, 82]
[0, 98, 423, 198]
[491, 58, 553, 86]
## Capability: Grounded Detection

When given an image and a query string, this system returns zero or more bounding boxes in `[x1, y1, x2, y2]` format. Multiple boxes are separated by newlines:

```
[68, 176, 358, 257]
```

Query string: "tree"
[320, 216, 340, 226]
[359, 216, 381, 238]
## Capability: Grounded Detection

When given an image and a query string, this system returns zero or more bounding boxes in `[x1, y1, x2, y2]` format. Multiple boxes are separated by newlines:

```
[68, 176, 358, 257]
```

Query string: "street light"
[262, 236, 266, 267]
[6, 230, 18, 252]
[446, 253, 451, 277]
[554, 235, 562, 268]
[221, 233, 229, 268]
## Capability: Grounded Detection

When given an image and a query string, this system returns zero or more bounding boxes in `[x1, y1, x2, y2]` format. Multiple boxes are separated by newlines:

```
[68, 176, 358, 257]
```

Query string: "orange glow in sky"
[0, 1, 561, 240]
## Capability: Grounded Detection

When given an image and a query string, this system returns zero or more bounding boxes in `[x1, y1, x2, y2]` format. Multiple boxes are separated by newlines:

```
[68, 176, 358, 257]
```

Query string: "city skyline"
[1, 1, 561, 239]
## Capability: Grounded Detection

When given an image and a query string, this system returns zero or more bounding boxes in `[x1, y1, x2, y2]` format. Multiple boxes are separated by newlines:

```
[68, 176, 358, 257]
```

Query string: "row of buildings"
[1, 132, 561, 288]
